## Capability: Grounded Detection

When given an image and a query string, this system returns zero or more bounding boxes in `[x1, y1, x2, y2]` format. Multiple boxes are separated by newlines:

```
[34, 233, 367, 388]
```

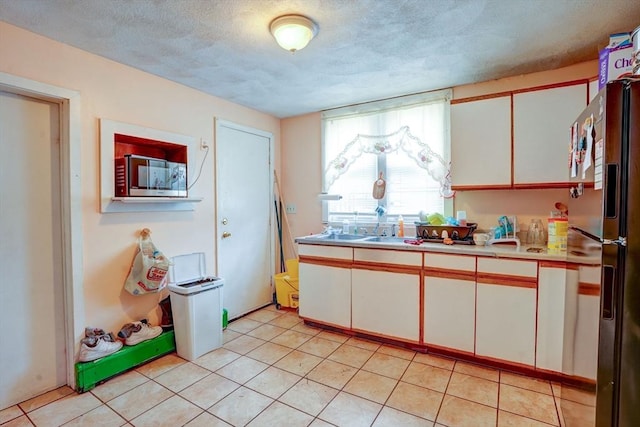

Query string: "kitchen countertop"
[295, 234, 601, 265]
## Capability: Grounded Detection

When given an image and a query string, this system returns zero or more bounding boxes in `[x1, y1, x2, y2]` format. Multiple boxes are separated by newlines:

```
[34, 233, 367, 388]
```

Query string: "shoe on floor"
[159, 296, 173, 329]
[125, 320, 163, 346]
[78, 336, 123, 362]
[117, 322, 140, 339]
[85, 327, 116, 342]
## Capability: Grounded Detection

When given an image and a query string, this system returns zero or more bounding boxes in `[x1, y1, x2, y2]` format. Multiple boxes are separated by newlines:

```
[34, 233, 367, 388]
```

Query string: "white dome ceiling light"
[270, 14, 318, 52]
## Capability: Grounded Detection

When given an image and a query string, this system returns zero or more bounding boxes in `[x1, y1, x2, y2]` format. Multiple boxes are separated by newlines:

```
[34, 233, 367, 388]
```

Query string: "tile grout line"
[18, 306, 574, 427]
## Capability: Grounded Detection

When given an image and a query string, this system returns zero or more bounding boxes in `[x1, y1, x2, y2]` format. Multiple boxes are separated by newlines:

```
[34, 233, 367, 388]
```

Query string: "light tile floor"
[0, 305, 596, 427]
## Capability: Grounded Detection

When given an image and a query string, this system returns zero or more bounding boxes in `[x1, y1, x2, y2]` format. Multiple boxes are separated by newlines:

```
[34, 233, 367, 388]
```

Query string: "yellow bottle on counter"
[398, 215, 404, 237]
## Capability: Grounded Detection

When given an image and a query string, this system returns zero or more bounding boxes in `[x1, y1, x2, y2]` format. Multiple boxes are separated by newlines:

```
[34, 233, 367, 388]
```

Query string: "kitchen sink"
[366, 236, 416, 243]
[307, 233, 370, 241]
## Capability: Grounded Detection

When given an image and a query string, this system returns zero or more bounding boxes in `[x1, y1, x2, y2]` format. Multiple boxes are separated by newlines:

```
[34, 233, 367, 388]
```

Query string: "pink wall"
[280, 61, 600, 241]
[0, 22, 280, 336]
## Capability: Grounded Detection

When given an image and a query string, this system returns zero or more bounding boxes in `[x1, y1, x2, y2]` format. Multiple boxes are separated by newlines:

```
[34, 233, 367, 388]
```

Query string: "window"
[322, 90, 452, 224]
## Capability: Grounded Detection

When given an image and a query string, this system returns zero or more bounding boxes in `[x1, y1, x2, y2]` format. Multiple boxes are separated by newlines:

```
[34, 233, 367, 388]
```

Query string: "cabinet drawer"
[298, 244, 353, 260]
[424, 253, 475, 272]
[477, 258, 537, 278]
[353, 248, 422, 267]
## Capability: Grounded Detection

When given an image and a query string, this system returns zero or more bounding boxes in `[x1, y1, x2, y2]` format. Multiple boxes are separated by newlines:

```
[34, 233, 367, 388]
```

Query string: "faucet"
[381, 228, 388, 237]
[322, 225, 336, 235]
[353, 211, 359, 234]
[391, 224, 397, 237]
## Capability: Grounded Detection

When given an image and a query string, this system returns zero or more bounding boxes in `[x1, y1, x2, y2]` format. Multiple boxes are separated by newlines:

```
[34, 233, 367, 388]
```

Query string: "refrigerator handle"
[601, 265, 615, 320]
[569, 226, 627, 247]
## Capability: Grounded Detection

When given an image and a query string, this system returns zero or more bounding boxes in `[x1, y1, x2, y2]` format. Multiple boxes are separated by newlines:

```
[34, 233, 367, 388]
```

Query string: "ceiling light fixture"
[270, 14, 318, 52]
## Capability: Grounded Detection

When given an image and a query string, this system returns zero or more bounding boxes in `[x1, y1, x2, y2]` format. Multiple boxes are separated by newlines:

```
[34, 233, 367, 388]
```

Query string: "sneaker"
[78, 336, 123, 362]
[117, 323, 137, 339]
[125, 321, 162, 346]
[85, 327, 116, 342]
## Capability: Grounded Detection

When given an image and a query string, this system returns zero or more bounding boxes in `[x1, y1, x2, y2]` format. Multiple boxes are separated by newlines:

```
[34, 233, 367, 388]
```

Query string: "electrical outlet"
[200, 138, 209, 150]
[285, 203, 296, 214]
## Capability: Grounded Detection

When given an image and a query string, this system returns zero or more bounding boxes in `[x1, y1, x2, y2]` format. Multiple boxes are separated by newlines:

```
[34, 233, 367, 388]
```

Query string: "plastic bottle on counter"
[342, 219, 350, 234]
[456, 210, 467, 226]
[398, 215, 404, 237]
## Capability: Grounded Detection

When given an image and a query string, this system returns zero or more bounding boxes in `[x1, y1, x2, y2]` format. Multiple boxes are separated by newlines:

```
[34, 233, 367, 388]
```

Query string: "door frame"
[0, 72, 84, 389]
[214, 118, 275, 317]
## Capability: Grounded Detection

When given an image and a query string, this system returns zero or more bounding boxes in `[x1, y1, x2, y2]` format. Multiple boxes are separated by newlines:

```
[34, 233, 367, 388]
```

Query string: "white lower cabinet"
[423, 254, 476, 353]
[352, 269, 420, 341]
[299, 263, 351, 328]
[298, 245, 353, 328]
[536, 264, 575, 372]
[351, 248, 422, 342]
[476, 258, 537, 366]
[572, 266, 600, 380]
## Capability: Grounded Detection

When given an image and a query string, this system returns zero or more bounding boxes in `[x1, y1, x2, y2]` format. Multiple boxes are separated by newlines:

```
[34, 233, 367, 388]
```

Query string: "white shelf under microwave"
[104, 196, 203, 213]
[112, 196, 203, 203]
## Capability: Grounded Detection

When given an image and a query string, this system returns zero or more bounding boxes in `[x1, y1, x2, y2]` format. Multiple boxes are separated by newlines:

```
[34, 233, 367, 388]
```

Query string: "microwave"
[115, 154, 187, 197]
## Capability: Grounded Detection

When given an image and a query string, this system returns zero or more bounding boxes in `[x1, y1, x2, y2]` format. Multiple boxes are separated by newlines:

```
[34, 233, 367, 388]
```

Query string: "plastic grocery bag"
[124, 228, 171, 295]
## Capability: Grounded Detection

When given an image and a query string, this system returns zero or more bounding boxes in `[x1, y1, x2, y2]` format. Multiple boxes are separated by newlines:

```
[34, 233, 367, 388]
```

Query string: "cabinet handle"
[222, 231, 232, 239]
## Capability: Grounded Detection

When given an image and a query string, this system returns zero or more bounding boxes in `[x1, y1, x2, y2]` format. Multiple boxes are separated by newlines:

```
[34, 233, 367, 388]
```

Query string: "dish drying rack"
[486, 216, 521, 249]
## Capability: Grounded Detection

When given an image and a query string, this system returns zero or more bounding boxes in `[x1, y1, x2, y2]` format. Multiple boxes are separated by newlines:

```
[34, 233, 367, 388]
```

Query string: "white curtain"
[322, 89, 452, 220]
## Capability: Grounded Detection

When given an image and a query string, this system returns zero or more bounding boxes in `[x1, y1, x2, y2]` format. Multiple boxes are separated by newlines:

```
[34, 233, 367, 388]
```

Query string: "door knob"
[222, 218, 229, 225]
[222, 231, 232, 239]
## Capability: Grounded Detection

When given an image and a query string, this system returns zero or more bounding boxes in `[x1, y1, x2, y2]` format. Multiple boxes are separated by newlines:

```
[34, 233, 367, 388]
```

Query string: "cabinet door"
[451, 96, 512, 187]
[299, 262, 351, 328]
[573, 266, 600, 380]
[536, 265, 575, 373]
[476, 258, 537, 366]
[589, 79, 600, 103]
[424, 254, 476, 353]
[513, 83, 587, 184]
[352, 269, 420, 342]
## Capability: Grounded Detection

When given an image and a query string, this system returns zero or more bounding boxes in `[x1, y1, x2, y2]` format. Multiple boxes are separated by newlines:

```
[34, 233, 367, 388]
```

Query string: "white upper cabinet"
[513, 84, 587, 184]
[589, 79, 600, 103]
[451, 96, 512, 187]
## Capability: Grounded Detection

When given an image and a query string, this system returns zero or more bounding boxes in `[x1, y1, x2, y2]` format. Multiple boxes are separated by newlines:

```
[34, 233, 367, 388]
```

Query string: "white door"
[0, 91, 66, 409]
[215, 120, 273, 319]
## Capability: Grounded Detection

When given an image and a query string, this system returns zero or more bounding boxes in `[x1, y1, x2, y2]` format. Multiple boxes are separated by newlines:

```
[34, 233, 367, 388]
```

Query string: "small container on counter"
[456, 210, 467, 226]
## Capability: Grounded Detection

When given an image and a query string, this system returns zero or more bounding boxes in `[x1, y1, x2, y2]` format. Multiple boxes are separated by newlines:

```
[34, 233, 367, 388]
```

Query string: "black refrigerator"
[564, 78, 640, 427]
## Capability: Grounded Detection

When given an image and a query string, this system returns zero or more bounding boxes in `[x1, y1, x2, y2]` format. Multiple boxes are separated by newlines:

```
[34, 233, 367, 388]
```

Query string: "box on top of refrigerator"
[599, 32, 634, 90]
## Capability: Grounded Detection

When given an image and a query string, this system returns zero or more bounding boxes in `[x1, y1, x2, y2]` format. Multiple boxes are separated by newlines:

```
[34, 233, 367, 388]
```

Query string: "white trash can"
[168, 252, 224, 361]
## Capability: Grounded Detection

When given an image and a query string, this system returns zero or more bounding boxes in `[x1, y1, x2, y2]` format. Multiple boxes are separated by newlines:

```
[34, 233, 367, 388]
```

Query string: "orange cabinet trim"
[303, 320, 594, 388]
[352, 261, 422, 274]
[424, 343, 475, 359]
[539, 261, 579, 269]
[477, 273, 537, 289]
[513, 182, 596, 189]
[579, 282, 601, 296]
[299, 317, 355, 333]
[535, 367, 597, 387]
[423, 267, 476, 281]
[511, 78, 590, 95]
[451, 91, 512, 104]
[452, 79, 590, 105]
[298, 255, 352, 269]
[451, 184, 513, 191]
[351, 327, 421, 346]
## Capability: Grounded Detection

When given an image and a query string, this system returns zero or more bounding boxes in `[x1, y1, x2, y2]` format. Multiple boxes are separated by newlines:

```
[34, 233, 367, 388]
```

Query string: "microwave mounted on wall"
[115, 154, 187, 197]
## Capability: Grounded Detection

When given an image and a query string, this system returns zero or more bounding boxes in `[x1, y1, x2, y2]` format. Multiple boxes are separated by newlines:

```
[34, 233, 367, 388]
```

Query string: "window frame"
[320, 89, 454, 227]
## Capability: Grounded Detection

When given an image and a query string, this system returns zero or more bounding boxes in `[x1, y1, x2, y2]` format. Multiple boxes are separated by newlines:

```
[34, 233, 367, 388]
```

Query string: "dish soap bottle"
[398, 215, 404, 237]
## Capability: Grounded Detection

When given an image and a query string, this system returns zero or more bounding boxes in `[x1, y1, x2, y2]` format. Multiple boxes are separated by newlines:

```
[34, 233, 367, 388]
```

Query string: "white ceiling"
[1, 0, 638, 118]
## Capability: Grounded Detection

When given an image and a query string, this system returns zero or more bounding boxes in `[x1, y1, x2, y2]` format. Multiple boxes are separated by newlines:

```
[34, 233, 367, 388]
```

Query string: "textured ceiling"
[1, 0, 638, 118]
